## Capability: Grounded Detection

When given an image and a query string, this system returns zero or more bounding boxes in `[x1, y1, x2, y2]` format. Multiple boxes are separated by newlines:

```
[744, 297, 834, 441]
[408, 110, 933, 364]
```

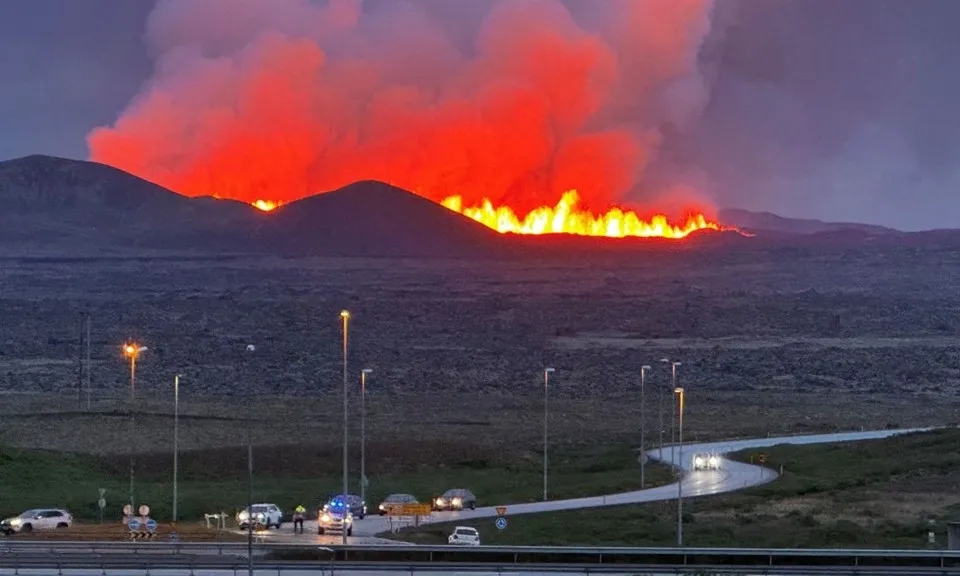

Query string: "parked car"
[318, 504, 354, 536]
[433, 489, 476, 511]
[323, 494, 367, 519]
[236, 503, 283, 530]
[377, 493, 418, 515]
[447, 526, 480, 546]
[1, 509, 72, 534]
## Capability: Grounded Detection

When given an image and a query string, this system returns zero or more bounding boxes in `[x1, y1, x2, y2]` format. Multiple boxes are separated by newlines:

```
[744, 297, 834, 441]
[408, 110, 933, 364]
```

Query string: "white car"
[1, 509, 72, 534]
[692, 453, 721, 471]
[448, 526, 480, 546]
[237, 503, 283, 530]
[318, 509, 354, 536]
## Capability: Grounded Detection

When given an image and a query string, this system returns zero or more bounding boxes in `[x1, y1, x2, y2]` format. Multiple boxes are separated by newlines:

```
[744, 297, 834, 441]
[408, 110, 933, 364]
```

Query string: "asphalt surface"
[241, 427, 932, 543]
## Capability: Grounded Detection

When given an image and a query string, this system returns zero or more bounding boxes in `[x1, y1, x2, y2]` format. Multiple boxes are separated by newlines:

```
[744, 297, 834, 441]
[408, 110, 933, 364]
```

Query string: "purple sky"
[2, 0, 958, 230]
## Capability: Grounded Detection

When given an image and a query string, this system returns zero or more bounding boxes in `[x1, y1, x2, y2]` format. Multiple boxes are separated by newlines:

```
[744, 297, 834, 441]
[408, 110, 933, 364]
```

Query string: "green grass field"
[0, 443, 673, 522]
[388, 428, 960, 548]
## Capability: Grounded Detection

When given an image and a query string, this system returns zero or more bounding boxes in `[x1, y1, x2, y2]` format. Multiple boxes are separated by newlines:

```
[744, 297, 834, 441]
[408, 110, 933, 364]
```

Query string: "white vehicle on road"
[237, 503, 283, 530]
[692, 452, 721, 471]
[318, 508, 354, 536]
[448, 526, 480, 546]
[1, 509, 72, 534]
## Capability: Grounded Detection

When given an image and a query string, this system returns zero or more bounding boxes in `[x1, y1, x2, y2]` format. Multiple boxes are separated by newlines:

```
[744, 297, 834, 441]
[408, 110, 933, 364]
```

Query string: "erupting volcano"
[87, 0, 728, 243]
[441, 191, 725, 238]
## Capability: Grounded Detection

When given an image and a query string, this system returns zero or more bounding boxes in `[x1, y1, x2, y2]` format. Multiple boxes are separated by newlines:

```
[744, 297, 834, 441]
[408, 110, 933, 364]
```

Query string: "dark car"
[432, 488, 476, 511]
[377, 493, 418, 515]
[323, 494, 367, 519]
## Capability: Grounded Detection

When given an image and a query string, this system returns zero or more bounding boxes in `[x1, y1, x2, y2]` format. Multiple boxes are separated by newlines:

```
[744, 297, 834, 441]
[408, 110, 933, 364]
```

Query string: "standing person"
[293, 505, 306, 534]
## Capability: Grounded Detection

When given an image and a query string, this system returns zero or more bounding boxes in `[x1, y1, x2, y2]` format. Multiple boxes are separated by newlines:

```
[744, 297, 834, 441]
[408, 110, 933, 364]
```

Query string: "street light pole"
[340, 310, 350, 546]
[244, 344, 256, 576]
[543, 367, 555, 501]
[675, 386, 685, 546]
[123, 343, 147, 516]
[640, 365, 651, 488]
[173, 374, 180, 524]
[360, 368, 372, 507]
[659, 358, 668, 460]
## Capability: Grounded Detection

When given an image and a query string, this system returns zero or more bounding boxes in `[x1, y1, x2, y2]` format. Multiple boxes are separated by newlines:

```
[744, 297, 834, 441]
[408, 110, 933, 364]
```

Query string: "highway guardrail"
[2, 541, 960, 572]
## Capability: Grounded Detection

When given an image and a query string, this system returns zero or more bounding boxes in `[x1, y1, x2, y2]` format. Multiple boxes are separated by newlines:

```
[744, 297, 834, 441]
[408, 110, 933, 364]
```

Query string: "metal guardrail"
[2, 541, 960, 572]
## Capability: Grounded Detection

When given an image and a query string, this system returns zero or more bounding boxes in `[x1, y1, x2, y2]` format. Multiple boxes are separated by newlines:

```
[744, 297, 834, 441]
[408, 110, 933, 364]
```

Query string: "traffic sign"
[495, 506, 507, 516]
[127, 518, 142, 532]
[495, 517, 507, 530]
[145, 519, 158, 533]
[757, 453, 768, 465]
[138, 505, 150, 517]
[98, 499, 106, 509]
[99, 488, 106, 498]
[388, 503, 432, 516]
[123, 504, 132, 516]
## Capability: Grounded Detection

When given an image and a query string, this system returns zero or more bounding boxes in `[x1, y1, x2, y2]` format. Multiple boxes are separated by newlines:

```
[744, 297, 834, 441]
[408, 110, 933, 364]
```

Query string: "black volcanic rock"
[261, 180, 512, 258]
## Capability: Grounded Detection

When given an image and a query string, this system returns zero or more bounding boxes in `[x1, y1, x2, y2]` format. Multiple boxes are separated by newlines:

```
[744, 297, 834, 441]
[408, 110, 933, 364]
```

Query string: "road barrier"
[2, 541, 960, 573]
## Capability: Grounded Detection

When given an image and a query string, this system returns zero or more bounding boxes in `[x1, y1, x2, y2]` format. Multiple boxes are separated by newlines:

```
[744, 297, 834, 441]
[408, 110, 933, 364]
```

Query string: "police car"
[317, 497, 354, 536]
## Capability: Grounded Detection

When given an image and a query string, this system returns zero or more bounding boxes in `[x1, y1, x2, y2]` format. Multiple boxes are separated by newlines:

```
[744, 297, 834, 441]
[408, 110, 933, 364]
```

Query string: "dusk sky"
[2, 0, 959, 230]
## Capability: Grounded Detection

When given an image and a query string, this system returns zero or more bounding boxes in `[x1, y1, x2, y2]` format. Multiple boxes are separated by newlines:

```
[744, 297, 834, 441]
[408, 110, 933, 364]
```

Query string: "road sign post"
[145, 519, 158, 533]
[495, 517, 508, 530]
[495, 506, 507, 516]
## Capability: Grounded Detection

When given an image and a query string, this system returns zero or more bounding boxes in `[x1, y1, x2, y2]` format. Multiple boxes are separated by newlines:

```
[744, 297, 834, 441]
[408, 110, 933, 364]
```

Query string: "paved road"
[244, 427, 932, 543]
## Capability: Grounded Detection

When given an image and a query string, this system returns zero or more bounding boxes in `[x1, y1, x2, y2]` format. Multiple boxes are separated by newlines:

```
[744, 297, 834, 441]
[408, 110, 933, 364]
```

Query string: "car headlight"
[378, 504, 385, 510]
[10, 519, 21, 527]
[694, 457, 703, 467]
[255, 513, 265, 519]
[709, 456, 719, 467]
[452, 497, 462, 506]
[345, 516, 352, 523]
[436, 498, 445, 506]
[321, 514, 331, 523]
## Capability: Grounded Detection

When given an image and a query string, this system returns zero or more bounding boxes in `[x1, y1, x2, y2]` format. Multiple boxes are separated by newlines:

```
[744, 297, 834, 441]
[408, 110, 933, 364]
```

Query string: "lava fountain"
[441, 191, 729, 239]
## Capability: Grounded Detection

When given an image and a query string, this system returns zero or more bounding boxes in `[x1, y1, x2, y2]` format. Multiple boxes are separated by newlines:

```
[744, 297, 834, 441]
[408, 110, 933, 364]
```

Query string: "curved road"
[248, 427, 932, 544]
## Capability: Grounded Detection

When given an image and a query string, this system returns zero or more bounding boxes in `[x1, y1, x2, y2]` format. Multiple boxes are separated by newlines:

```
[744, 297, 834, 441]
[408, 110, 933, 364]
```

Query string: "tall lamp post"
[173, 374, 182, 524]
[542, 367, 555, 501]
[123, 343, 147, 515]
[244, 344, 256, 576]
[662, 359, 681, 467]
[340, 310, 350, 546]
[658, 358, 668, 459]
[360, 368, 373, 507]
[640, 365, 651, 488]
[675, 386, 685, 546]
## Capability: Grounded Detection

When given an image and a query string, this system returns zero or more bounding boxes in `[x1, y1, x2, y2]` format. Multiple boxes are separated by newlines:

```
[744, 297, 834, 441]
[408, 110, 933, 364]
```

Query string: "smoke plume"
[88, 0, 716, 214]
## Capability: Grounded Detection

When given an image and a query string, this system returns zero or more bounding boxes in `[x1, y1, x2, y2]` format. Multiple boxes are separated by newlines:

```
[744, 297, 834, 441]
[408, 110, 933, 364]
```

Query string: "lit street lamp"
[661, 359, 681, 467]
[122, 343, 147, 515]
[640, 365, 651, 488]
[675, 386, 685, 546]
[543, 367, 555, 501]
[244, 344, 255, 576]
[360, 368, 373, 506]
[340, 310, 350, 546]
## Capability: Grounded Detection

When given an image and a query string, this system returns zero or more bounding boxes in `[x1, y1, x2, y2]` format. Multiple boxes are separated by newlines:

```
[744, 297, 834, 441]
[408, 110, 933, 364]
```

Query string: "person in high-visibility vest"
[293, 505, 306, 534]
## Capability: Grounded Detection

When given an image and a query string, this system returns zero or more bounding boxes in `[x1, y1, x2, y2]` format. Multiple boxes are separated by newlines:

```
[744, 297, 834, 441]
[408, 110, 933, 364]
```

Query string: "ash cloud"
[87, 0, 717, 216]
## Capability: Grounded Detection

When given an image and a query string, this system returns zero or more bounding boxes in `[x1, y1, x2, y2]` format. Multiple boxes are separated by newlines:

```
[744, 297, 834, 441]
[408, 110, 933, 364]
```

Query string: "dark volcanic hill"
[719, 207, 899, 236]
[261, 180, 511, 258]
[0, 154, 262, 254]
[4, 154, 959, 258]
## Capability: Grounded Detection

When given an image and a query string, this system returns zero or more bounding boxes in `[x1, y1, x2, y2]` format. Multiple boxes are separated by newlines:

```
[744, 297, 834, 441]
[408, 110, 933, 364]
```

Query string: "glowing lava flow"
[442, 191, 726, 239]
[252, 200, 281, 212]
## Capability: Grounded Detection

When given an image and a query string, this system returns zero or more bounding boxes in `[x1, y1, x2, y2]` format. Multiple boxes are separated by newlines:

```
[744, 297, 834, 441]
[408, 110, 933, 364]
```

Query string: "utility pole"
[84, 315, 91, 410]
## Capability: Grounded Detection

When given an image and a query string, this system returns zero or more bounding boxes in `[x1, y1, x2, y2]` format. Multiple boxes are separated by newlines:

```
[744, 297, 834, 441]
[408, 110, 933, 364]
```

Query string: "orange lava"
[442, 191, 727, 239]
[252, 200, 281, 212]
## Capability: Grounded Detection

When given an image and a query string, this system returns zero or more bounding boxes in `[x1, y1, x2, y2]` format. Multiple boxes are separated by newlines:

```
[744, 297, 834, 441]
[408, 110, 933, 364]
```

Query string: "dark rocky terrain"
[2, 154, 960, 458]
